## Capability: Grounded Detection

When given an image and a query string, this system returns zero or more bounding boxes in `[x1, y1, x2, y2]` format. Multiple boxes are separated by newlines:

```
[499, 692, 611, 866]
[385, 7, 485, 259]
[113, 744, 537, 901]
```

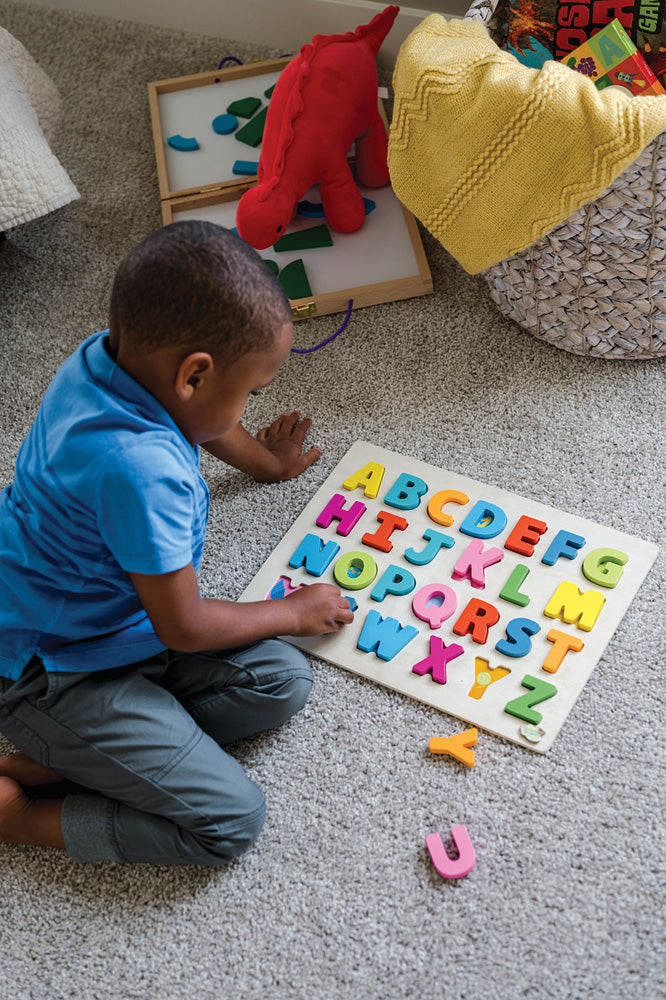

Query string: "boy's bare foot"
[0, 751, 64, 786]
[0, 776, 65, 849]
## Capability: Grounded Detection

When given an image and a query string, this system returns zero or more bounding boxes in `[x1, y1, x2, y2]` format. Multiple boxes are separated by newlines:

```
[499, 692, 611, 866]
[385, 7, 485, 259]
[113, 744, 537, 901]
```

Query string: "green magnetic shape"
[504, 675, 557, 725]
[500, 564, 531, 607]
[263, 259, 279, 276]
[235, 106, 268, 147]
[274, 224, 333, 252]
[582, 548, 628, 588]
[227, 96, 262, 118]
[264, 83, 275, 99]
[278, 258, 312, 299]
[334, 551, 378, 591]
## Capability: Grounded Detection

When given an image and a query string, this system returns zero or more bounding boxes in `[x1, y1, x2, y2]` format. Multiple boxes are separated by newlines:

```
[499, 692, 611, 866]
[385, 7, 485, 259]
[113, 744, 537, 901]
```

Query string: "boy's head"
[109, 220, 291, 364]
[109, 221, 294, 445]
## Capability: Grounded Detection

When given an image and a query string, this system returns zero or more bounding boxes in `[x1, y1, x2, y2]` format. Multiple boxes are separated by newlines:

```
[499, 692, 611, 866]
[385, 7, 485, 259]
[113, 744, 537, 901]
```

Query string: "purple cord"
[290, 300, 353, 354]
[217, 56, 244, 69]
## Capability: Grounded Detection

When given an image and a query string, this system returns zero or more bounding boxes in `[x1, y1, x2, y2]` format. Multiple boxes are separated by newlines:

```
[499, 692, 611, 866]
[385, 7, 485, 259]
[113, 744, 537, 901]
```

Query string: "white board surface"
[158, 71, 282, 192]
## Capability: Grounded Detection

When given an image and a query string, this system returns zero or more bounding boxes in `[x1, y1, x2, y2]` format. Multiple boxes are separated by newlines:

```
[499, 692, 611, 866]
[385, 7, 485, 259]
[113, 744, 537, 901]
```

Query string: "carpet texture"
[0, 2, 663, 998]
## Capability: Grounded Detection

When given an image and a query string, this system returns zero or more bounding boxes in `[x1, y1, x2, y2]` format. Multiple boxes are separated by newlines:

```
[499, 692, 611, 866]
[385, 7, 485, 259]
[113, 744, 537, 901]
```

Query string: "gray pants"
[0, 640, 313, 866]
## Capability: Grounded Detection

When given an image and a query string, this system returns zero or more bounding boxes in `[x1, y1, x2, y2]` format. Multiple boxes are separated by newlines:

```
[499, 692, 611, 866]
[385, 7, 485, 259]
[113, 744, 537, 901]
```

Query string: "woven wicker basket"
[465, 0, 666, 359]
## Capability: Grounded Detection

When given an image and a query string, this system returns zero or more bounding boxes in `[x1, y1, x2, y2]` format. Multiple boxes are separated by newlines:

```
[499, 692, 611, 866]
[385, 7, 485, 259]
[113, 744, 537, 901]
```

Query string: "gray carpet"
[0, 2, 664, 997]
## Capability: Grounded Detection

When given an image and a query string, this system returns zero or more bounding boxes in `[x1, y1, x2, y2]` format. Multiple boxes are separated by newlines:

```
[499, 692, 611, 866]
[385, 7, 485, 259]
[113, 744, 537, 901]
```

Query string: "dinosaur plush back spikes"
[236, 5, 399, 250]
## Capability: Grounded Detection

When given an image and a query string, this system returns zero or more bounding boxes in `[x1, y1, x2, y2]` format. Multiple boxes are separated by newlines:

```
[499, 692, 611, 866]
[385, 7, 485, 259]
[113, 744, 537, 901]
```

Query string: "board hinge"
[292, 301, 317, 319]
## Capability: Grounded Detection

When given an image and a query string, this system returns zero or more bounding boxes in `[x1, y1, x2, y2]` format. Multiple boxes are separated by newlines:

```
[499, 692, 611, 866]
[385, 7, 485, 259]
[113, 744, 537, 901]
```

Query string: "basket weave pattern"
[467, 0, 666, 359]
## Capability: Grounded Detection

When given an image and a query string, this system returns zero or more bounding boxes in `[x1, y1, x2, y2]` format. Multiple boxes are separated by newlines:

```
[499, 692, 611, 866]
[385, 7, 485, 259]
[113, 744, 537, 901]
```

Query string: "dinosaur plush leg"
[319, 161, 367, 233]
[355, 111, 390, 187]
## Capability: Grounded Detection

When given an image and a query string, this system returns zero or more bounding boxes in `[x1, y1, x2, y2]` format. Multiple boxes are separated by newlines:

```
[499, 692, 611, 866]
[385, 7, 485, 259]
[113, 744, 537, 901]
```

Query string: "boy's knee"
[199, 780, 267, 862]
[285, 669, 313, 712]
[245, 640, 314, 720]
[273, 658, 313, 725]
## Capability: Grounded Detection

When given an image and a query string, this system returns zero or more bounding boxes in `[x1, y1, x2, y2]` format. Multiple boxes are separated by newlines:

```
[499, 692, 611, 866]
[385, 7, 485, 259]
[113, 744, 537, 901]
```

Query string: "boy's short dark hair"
[109, 220, 291, 363]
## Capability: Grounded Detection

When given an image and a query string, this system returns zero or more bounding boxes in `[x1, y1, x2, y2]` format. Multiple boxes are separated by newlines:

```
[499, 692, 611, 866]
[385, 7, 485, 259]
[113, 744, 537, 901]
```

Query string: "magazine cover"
[507, 0, 666, 85]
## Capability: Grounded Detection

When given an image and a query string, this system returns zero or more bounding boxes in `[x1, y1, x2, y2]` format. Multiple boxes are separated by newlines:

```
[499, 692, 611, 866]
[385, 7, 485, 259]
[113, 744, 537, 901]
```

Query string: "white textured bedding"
[0, 25, 79, 230]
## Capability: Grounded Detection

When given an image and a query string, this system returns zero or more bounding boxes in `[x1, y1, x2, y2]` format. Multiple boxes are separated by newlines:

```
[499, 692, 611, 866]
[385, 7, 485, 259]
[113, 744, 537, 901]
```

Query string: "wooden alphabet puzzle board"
[240, 442, 659, 753]
[148, 61, 432, 320]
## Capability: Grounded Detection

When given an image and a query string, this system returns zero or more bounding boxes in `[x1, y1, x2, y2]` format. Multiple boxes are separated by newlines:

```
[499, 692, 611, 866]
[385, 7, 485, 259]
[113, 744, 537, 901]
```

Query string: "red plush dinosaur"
[235, 5, 400, 250]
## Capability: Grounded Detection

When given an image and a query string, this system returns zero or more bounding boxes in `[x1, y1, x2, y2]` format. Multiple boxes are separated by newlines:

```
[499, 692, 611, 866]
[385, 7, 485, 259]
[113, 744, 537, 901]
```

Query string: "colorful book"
[561, 18, 666, 95]
[506, 0, 666, 89]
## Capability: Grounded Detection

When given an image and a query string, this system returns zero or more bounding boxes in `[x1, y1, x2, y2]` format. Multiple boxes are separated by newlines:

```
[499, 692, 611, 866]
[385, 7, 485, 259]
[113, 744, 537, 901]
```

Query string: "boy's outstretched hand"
[202, 414, 321, 482]
[256, 412, 322, 481]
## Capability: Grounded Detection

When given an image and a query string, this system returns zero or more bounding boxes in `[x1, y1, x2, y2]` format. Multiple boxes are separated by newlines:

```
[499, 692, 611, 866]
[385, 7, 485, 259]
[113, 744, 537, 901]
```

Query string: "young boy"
[0, 220, 353, 866]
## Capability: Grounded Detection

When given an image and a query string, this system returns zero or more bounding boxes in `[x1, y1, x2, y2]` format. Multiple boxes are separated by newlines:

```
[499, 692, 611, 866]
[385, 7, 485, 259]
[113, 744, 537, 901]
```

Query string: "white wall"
[8, 0, 469, 67]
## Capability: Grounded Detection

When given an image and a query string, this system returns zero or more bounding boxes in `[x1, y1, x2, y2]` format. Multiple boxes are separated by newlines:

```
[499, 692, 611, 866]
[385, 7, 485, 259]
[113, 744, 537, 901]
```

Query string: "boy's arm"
[202, 414, 321, 482]
[130, 562, 353, 653]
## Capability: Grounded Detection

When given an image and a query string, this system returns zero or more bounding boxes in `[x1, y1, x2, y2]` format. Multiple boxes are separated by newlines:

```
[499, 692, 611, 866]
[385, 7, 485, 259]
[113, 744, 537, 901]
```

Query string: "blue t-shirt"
[0, 331, 210, 679]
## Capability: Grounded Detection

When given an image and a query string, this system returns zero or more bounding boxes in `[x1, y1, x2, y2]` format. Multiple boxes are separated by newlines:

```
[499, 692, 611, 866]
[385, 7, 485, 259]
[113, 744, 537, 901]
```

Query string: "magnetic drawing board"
[240, 442, 659, 753]
[149, 61, 433, 318]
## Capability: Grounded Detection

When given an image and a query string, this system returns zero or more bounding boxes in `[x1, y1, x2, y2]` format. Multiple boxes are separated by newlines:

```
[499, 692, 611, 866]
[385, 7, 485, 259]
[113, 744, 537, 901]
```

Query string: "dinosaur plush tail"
[357, 5, 400, 56]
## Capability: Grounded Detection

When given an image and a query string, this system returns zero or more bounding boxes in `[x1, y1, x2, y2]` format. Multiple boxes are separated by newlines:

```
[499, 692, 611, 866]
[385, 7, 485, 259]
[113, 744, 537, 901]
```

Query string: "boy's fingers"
[291, 416, 312, 443]
[299, 447, 322, 471]
[282, 411, 302, 434]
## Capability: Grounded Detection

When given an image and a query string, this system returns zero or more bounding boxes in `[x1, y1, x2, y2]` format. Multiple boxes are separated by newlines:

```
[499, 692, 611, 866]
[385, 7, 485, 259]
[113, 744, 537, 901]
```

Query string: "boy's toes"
[0, 752, 64, 786]
[0, 776, 31, 843]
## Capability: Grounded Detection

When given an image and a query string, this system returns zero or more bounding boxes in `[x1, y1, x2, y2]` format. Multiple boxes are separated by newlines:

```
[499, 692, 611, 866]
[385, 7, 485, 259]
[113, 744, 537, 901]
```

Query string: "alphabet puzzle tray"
[240, 442, 659, 752]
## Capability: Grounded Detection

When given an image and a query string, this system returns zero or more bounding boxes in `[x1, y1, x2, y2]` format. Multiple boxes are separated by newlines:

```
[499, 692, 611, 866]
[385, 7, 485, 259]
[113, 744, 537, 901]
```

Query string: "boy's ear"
[174, 352, 215, 402]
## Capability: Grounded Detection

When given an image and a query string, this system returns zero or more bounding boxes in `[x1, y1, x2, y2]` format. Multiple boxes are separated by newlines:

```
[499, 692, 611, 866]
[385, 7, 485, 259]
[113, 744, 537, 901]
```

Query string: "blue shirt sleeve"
[95, 438, 197, 575]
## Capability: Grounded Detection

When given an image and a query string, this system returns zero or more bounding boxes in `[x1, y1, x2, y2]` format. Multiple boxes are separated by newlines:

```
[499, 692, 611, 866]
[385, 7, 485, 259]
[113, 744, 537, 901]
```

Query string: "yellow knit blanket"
[388, 15, 666, 274]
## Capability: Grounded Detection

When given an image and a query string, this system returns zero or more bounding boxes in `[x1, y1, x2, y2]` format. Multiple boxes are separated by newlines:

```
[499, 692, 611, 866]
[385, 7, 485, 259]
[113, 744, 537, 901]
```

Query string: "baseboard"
[11, 0, 467, 68]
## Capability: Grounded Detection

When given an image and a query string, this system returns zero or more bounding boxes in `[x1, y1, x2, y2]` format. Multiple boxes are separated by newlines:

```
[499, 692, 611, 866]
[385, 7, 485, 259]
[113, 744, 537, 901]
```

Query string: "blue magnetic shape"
[212, 113, 238, 135]
[298, 200, 326, 218]
[346, 597, 358, 613]
[232, 159, 259, 175]
[363, 198, 376, 215]
[167, 134, 199, 152]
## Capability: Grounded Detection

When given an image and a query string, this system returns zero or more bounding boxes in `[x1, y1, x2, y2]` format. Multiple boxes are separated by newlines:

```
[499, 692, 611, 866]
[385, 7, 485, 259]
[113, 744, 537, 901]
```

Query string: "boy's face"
[199, 320, 293, 442]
